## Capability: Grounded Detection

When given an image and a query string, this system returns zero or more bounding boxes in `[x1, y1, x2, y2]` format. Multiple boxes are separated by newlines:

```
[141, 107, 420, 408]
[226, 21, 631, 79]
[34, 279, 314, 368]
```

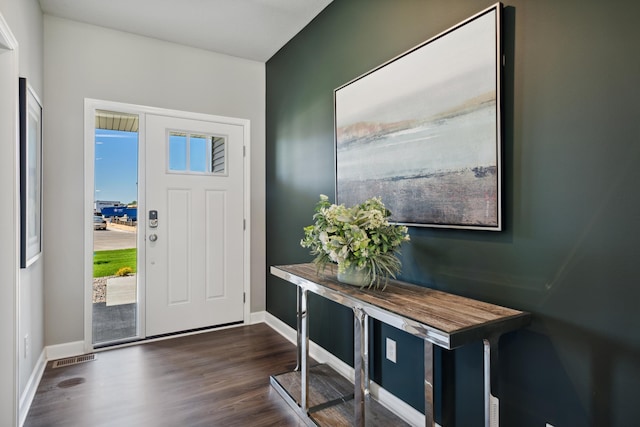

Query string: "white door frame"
[83, 99, 251, 351]
[0, 12, 19, 427]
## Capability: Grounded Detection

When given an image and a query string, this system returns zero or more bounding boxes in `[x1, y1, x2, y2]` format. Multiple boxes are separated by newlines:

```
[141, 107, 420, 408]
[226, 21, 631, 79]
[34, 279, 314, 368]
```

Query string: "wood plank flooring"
[24, 324, 307, 427]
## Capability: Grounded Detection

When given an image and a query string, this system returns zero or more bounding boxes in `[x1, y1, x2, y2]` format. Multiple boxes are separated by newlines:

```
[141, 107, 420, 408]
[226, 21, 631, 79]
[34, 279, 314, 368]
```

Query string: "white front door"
[145, 114, 245, 336]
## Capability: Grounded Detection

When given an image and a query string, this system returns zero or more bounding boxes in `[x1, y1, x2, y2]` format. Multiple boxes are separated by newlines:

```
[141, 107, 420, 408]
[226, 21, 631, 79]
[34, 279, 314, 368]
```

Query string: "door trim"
[83, 99, 251, 351]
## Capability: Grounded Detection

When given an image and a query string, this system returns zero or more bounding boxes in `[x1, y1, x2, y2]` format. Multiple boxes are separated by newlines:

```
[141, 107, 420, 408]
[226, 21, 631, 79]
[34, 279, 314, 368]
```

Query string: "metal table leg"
[424, 340, 435, 427]
[364, 314, 370, 399]
[300, 289, 309, 411]
[295, 286, 302, 371]
[353, 307, 367, 427]
[483, 336, 500, 427]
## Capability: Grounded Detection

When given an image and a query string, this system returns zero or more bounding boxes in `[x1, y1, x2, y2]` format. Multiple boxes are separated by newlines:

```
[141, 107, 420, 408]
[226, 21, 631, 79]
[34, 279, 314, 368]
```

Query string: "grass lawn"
[94, 248, 137, 278]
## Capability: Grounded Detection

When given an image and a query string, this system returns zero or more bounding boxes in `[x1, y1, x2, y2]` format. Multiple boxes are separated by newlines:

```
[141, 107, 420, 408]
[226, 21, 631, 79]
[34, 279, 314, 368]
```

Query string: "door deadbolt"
[149, 234, 158, 242]
[149, 210, 158, 228]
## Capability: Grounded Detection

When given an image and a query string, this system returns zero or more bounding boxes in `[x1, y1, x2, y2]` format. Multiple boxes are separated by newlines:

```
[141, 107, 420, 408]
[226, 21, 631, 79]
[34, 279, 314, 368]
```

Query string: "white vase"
[337, 265, 369, 287]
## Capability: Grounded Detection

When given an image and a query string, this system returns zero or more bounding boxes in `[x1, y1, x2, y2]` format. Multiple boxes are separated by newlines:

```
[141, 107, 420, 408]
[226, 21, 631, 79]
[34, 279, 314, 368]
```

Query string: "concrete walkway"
[106, 275, 137, 306]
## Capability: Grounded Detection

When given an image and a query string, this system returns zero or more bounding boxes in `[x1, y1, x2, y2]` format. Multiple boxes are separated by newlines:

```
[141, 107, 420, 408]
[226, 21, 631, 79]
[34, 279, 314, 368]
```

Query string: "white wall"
[0, 0, 42, 94]
[0, 1, 44, 424]
[0, 23, 19, 427]
[43, 16, 266, 346]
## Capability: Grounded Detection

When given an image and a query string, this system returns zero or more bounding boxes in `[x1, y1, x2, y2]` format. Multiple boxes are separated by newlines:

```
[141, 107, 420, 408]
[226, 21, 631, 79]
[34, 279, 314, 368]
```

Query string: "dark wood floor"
[24, 323, 307, 427]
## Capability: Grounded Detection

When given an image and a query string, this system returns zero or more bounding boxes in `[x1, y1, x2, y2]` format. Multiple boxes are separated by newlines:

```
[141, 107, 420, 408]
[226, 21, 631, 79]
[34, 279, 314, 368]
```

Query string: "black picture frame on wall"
[335, 3, 503, 231]
[19, 77, 43, 268]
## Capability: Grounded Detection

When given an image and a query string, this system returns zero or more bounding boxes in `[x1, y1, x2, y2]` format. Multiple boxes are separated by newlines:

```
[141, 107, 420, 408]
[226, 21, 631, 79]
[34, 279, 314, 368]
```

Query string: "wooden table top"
[271, 263, 531, 349]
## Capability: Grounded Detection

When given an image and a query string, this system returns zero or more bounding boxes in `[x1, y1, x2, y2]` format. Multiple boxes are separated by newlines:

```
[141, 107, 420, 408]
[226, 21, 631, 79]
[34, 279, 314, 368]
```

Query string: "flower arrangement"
[300, 194, 410, 289]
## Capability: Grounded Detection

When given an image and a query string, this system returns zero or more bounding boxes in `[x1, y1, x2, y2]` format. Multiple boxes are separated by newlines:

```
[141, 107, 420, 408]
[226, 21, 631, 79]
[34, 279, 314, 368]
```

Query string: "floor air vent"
[52, 354, 97, 368]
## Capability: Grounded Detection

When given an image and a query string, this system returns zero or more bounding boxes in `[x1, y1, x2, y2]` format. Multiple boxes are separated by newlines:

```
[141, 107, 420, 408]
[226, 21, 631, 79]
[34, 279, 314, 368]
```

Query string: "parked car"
[93, 215, 107, 230]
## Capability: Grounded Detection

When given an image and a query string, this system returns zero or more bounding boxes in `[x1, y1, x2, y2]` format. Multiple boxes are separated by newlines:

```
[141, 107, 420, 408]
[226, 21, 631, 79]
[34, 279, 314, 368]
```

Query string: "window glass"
[169, 132, 187, 171]
[168, 131, 226, 174]
[190, 135, 207, 172]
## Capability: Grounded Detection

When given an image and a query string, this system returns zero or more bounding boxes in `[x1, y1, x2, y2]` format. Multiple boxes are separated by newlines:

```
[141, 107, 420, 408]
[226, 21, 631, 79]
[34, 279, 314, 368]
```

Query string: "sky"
[95, 129, 138, 204]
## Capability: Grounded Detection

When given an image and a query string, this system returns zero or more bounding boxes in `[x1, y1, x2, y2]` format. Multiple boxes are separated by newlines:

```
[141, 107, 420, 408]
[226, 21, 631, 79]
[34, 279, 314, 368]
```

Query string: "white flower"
[301, 195, 411, 289]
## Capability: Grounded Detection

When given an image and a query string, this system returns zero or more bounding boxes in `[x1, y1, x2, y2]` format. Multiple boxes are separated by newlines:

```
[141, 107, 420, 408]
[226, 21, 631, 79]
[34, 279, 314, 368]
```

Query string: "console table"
[270, 263, 531, 426]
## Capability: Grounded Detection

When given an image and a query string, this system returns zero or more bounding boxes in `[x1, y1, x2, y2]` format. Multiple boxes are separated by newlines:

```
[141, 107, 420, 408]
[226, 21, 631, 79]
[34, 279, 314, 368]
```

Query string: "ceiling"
[95, 110, 139, 132]
[39, 0, 333, 62]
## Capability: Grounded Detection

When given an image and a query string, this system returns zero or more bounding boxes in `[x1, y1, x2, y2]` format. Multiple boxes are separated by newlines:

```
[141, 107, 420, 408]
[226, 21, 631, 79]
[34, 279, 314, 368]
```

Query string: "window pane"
[190, 135, 207, 172]
[169, 133, 187, 171]
[212, 137, 226, 174]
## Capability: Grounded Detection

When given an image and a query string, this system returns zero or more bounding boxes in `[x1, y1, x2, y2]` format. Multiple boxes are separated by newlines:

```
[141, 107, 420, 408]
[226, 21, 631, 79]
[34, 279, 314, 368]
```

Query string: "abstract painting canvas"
[335, 4, 502, 230]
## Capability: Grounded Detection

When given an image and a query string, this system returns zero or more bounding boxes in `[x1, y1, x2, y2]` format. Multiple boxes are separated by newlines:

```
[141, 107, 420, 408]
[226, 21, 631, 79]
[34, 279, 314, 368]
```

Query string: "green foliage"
[93, 249, 137, 278]
[300, 194, 410, 289]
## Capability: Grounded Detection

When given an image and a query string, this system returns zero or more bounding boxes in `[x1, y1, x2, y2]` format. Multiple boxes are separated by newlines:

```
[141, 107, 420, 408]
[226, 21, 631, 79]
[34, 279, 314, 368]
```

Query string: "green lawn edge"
[93, 248, 137, 278]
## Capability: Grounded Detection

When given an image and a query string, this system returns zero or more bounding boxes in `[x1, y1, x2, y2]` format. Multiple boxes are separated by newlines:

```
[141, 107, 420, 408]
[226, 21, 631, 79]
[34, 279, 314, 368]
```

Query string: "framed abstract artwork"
[19, 77, 43, 267]
[335, 3, 503, 230]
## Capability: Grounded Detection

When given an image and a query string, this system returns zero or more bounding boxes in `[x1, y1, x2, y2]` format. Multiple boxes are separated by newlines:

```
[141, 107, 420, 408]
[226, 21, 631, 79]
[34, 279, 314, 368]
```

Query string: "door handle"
[148, 234, 158, 242]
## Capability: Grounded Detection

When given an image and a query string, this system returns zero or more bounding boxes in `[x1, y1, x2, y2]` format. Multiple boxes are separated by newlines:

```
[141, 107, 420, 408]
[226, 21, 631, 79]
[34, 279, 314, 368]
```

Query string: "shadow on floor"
[92, 302, 136, 344]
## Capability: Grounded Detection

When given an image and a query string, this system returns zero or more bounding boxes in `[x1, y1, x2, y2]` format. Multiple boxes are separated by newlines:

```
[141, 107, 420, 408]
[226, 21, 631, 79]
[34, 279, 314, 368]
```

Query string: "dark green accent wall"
[266, 0, 640, 425]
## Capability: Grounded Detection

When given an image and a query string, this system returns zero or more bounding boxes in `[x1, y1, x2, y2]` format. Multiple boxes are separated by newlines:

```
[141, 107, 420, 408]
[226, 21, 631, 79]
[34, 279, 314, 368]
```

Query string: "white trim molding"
[18, 349, 46, 427]
[249, 310, 266, 324]
[45, 341, 85, 361]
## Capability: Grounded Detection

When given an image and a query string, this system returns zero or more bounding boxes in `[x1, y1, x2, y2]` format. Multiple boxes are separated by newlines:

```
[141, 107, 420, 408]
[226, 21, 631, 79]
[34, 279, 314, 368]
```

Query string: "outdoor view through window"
[93, 110, 139, 345]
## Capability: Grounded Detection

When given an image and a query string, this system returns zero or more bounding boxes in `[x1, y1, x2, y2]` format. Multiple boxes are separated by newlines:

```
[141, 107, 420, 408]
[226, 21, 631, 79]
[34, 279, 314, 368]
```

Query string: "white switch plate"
[386, 338, 396, 363]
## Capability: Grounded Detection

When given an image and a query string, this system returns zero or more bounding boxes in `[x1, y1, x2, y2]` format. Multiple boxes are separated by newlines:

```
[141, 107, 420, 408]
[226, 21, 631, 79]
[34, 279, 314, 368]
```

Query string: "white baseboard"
[263, 312, 429, 427]
[249, 310, 265, 324]
[369, 381, 433, 427]
[19, 349, 47, 427]
[264, 311, 355, 379]
[263, 311, 295, 342]
[45, 340, 85, 361]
